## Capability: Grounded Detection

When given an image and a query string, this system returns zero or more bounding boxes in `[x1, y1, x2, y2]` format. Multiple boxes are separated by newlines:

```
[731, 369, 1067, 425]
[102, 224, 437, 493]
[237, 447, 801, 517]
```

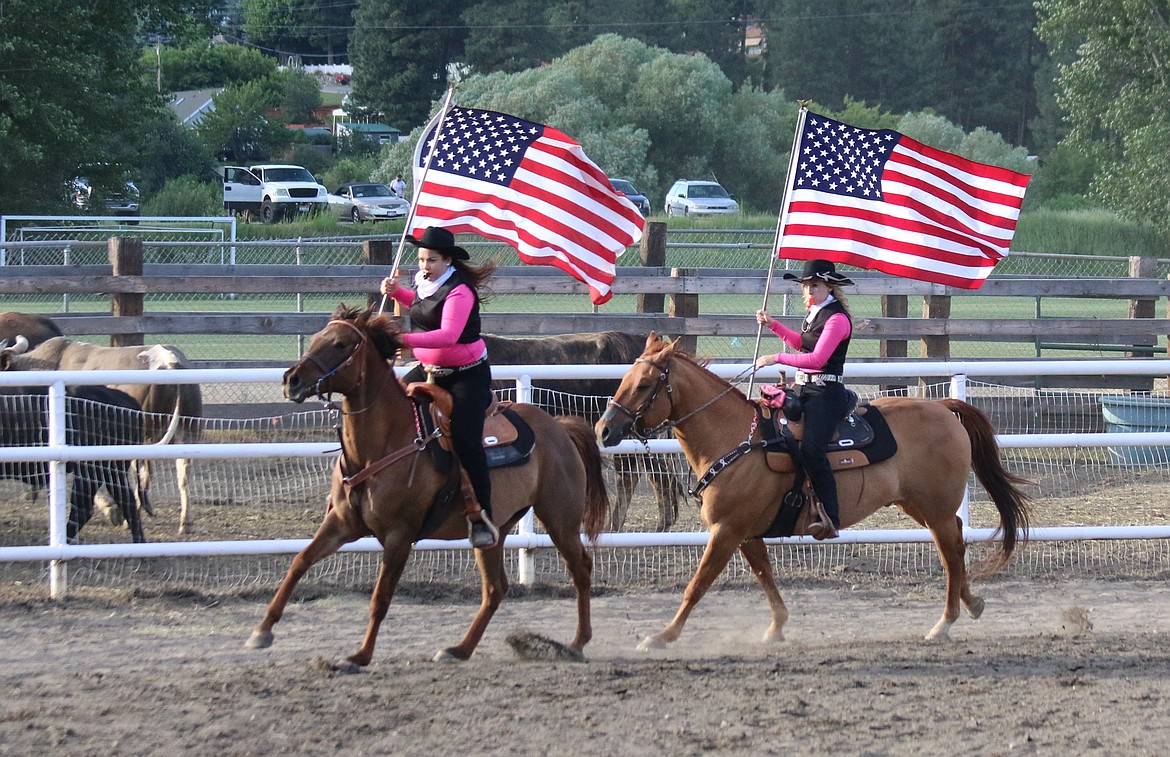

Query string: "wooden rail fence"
[1, 233, 1168, 388]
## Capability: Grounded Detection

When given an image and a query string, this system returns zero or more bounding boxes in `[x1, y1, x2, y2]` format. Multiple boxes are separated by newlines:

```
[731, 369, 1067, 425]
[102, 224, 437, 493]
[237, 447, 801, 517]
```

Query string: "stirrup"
[808, 499, 840, 541]
[468, 517, 500, 549]
[807, 520, 839, 541]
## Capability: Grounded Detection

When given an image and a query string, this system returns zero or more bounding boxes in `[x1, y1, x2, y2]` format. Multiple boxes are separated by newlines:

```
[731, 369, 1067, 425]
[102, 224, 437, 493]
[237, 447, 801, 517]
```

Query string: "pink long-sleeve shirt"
[767, 313, 851, 371]
[390, 285, 487, 367]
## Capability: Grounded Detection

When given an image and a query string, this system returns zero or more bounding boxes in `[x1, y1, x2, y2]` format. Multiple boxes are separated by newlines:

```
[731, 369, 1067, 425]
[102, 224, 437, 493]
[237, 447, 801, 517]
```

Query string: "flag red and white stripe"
[777, 112, 1030, 288]
[411, 106, 644, 305]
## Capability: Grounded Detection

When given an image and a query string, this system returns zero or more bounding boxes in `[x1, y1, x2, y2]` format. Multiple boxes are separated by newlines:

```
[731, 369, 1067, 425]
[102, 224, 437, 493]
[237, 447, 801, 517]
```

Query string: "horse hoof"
[246, 631, 274, 650]
[334, 659, 362, 674]
[432, 649, 463, 663]
[924, 627, 952, 643]
[761, 628, 785, 644]
[966, 596, 986, 619]
[636, 635, 667, 651]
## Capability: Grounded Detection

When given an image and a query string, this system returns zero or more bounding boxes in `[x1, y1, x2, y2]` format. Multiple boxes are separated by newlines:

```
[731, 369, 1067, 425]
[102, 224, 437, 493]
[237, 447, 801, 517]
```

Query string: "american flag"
[777, 112, 1030, 288]
[411, 106, 644, 305]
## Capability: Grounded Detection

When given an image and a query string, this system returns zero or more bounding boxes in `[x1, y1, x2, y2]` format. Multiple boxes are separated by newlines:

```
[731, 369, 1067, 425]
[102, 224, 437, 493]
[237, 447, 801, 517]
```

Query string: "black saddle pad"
[761, 404, 897, 464]
[484, 407, 535, 468]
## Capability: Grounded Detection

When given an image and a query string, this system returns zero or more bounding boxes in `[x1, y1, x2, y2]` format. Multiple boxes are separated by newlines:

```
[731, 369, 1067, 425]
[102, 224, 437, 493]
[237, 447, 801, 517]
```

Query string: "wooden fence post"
[109, 237, 143, 347]
[920, 294, 950, 395]
[364, 239, 394, 310]
[1127, 256, 1157, 392]
[1127, 256, 1156, 357]
[880, 294, 908, 394]
[637, 221, 667, 316]
[669, 268, 698, 354]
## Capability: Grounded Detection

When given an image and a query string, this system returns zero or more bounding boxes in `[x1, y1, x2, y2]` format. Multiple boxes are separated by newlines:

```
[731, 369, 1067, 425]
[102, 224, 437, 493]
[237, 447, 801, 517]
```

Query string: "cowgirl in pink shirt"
[755, 259, 855, 540]
[380, 227, 500, 548]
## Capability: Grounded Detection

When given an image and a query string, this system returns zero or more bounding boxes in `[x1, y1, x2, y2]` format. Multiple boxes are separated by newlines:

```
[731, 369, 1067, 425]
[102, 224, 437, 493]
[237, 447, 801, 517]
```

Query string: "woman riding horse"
[756, 258, 856, 540]
[381, 226, 499, 549]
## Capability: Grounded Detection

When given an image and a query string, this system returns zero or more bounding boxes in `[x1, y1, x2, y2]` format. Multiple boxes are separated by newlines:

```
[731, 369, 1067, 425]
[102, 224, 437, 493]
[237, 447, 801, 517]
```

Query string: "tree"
[349, 0, 471, 129]
[141, 41, 277, 91]
[1036, 0, 1170, 231]
[765, 0, 1041, 147]
[275, 69, 323, 123]
[0, 0, 215, 214]
[242, 0, 357, 63]
[196, 81, 290, 161]
[461, 0, 564, 73]
[131, 114, 217, 195]
[378, 35, 799, 210]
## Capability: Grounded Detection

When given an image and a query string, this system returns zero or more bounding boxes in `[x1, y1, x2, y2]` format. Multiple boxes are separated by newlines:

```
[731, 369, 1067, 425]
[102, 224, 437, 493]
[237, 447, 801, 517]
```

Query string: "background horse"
[247, 306, 609, 669]
[483, 331, 686, 531]
[595, 333, 1032, 648]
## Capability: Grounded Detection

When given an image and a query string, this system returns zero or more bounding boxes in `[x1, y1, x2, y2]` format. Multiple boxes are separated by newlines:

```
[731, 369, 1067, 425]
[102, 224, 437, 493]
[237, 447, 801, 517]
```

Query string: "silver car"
[664, 179, 740, 217]
[328, 182, 410, 223]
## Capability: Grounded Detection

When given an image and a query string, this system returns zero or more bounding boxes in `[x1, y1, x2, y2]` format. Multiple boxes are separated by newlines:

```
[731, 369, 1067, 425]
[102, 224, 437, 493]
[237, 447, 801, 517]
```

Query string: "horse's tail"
[941, 398, 1033, 572]
[556, 415, 610, 542]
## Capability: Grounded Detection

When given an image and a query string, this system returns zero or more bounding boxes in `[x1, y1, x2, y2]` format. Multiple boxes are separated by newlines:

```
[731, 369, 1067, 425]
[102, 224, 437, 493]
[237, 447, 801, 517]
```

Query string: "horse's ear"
[645, 331, 660, 350]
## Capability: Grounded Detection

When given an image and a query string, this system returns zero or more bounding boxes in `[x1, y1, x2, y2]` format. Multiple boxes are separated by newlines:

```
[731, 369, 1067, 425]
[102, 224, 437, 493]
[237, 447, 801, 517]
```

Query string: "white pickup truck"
[221, 164, 328, 223]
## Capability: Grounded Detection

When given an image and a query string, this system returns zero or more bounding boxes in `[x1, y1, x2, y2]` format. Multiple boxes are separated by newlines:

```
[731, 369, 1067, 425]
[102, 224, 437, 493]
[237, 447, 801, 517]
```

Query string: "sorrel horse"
[247, 306, 609, 668]
[595, 334, 1032, 648]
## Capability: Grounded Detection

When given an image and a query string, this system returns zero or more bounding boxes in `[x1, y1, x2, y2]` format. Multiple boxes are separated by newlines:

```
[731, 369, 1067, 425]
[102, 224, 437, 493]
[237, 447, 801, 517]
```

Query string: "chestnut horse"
[595, 334, 1032, 649]
[247, 306, 609, 668]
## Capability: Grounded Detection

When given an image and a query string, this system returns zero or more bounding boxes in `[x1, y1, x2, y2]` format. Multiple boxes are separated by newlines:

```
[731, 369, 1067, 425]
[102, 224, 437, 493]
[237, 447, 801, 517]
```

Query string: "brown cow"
[1, 336, 203, 534]
[481, 332, 686, 531]
[0, 312, 63, 350]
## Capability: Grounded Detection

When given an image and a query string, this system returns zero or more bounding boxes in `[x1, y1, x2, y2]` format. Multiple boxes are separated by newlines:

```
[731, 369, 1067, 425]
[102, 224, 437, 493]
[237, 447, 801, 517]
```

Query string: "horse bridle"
[606, 355, 739, 441]
[303, 319, 372, 405]
[605, 356, 676, 440]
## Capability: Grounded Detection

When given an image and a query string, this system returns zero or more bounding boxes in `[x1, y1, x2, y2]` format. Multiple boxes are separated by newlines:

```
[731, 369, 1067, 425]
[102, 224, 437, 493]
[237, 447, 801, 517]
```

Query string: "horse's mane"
[642, 339, 748, 403]
[330, 304, 404, 362]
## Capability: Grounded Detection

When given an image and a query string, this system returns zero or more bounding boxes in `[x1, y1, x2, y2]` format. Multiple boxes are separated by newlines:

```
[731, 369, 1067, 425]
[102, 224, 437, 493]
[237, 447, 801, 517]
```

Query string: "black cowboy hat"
[782, 258, 855, 286]
[405, 226, 470, 261]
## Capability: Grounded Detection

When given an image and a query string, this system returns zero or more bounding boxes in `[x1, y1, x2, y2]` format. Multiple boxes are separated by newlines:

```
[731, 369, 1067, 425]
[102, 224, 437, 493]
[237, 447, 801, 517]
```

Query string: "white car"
[327, 183, 410, 223]
[664, 179, 740, 217]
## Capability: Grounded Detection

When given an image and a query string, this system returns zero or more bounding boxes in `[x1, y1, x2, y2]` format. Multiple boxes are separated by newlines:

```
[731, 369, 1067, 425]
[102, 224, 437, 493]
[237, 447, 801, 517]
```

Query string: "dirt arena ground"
[2, 415, 1170, 754]
[1, 572, 1169, 756]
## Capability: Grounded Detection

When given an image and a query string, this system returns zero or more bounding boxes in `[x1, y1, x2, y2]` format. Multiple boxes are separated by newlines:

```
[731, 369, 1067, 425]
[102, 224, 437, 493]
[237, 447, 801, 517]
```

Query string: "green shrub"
[142, 175, 222, 217]
[320, 157, 379, 190]
[1013, 209, 1169, 257]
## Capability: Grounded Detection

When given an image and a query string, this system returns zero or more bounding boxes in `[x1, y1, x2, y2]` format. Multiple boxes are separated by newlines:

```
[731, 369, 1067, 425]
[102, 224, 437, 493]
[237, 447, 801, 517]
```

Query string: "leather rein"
[304, 319, 438, 490]
[605, 355, 741, 443]
[606, 355, 767, 497]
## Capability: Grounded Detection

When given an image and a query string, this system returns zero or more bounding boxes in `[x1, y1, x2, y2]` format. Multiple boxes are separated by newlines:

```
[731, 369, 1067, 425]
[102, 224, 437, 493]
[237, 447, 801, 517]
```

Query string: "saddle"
[748, 390, 898, 540]
[404, 382, 535, 469]
[755, 387, 895, 473]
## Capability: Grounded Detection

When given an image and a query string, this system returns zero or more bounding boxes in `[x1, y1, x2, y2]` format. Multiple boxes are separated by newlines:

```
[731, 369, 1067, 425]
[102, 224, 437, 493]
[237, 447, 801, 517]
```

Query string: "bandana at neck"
[805, 293, 837, 323]
[415, 266, 454, 299]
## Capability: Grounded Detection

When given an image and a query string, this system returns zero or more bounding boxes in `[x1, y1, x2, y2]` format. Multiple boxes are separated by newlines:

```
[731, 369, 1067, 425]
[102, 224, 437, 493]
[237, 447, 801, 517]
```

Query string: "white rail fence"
[3, 360, 1170, 597]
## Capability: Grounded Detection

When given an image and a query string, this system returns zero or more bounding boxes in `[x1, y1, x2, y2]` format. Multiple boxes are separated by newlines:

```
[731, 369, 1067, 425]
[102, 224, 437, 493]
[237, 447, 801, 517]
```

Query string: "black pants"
[403, 361, 493, 517]
[797, 381, 851, 527]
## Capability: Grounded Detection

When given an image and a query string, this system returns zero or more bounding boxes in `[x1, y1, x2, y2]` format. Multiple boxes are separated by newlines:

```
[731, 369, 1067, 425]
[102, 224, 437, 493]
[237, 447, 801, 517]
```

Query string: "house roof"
[169, 88, 222, 125]
[338, 122, 400, 134]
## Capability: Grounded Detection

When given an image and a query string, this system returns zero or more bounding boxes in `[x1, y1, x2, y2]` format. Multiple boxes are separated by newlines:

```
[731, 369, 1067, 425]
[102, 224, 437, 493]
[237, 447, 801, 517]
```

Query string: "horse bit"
[605, 356, 738, 443]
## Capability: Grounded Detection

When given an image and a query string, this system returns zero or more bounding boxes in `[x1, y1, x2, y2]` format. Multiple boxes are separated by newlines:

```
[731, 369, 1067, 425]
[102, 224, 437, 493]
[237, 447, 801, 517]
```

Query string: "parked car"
[327, 182, 410, 223]
[68, 176, 141, 218]
[664, 179, 739, 217]
[609, 178, 651, 216]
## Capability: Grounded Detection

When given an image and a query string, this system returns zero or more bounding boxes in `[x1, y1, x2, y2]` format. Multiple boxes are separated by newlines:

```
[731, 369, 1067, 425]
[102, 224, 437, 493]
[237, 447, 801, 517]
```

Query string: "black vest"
[800, 300, 851, 374]
[409, 270, 482, 344]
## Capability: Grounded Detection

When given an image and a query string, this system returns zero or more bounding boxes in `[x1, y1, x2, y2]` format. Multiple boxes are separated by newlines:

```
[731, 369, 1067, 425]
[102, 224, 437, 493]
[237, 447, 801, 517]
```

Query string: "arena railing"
[3, 360, 1170, 597]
